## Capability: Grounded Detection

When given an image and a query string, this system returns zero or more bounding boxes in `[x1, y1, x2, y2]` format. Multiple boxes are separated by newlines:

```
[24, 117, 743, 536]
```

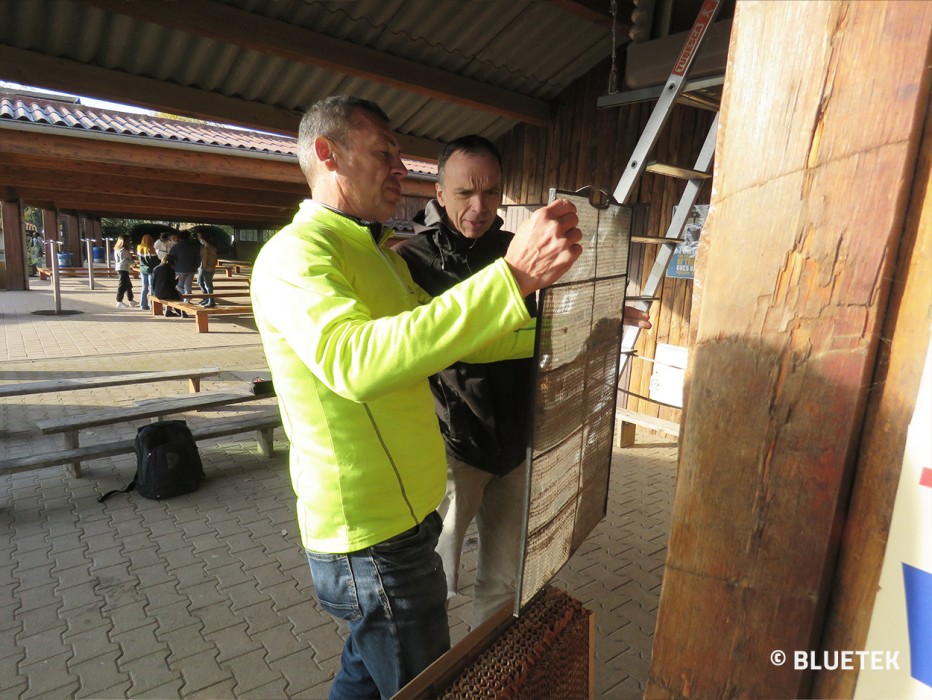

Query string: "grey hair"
[297, 96, 391, 182]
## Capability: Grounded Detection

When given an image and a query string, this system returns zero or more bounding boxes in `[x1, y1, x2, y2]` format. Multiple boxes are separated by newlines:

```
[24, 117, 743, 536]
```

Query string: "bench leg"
[195, 311, 209, 333]
[257, 428, 274, 457]
[189, 377, 201, 393]
[151, 299, 163, 315]
[615, 419, 637, 448]
[63, 431, 82, 478]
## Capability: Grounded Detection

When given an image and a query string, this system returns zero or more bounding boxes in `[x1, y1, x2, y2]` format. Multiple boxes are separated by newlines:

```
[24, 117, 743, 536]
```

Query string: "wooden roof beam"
[0, 166, 305, 208]
[1, 152, 309, 193]
[0, 123, 307, 181]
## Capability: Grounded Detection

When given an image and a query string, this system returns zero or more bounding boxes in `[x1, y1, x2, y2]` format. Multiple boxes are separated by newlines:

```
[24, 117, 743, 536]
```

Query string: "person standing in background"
[171, 231, 201, 296]
[398, 135, 653, 628]
[195, 231, 219, 308]
[396, 135, 533, 627]
[113, 235, 138, 308]
[153, 230, 177, 263]
[136, 234, 161, 311]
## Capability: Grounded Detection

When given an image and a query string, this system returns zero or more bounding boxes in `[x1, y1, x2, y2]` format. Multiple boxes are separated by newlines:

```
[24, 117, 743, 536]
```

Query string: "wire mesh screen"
[516, 189, 632, 611]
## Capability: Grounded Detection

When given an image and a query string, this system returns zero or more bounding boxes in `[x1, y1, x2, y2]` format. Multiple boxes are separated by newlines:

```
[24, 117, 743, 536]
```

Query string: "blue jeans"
[197, 269, 215, 306]
[139, 271, 152, 310]
[306, 512, 450, 700]
[176, 272, 195, 295]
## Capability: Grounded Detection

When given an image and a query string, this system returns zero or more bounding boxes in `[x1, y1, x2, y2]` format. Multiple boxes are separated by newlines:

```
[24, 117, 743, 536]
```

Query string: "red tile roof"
[0, 90, 437, 177]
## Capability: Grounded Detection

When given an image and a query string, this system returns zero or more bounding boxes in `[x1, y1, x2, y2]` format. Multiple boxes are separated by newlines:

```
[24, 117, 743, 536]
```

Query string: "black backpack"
[99, 420, 204, 502]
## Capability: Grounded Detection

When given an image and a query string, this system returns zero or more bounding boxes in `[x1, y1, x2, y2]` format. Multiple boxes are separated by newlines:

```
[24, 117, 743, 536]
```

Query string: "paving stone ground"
[1, 277, 679, 699]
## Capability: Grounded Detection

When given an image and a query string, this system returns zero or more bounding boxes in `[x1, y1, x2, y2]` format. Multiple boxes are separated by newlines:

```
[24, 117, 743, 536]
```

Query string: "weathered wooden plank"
[1, 200, 28, 291]
[647, 2, 932, 698]
[812, 62, 932, 699]
[0, 367, 220, 398]
[37, 391, 260, 433]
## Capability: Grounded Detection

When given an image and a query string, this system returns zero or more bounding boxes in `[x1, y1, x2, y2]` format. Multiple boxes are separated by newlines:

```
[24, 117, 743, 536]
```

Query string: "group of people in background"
[111, 229, 219, 314]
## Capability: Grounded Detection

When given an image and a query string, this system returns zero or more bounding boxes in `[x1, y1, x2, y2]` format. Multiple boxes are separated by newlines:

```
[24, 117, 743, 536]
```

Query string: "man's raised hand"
[504, 199, 583, 297]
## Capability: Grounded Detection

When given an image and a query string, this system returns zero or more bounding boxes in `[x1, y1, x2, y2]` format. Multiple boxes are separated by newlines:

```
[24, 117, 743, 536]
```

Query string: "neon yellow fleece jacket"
[251, 201, 535, 553]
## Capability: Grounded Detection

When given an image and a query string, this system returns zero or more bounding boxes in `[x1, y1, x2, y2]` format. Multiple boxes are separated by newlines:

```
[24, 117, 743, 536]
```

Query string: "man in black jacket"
[396, 135, 531, 626]
[151, 253, 188, 318]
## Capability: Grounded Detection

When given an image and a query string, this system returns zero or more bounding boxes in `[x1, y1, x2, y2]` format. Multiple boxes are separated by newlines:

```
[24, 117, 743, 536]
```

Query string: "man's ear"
[435, 181, 445, 207]
[314, 136, 338, 172]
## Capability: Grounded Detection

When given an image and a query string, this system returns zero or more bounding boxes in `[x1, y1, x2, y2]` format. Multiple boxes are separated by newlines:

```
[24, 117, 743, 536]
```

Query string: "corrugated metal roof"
[0, 0, 626, 149]
[0, 89, 438, 176]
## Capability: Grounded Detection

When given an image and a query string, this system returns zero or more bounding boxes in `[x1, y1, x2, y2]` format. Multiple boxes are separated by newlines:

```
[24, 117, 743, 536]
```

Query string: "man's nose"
[390, 155, 408, 178]
[472, 194, 489, 211]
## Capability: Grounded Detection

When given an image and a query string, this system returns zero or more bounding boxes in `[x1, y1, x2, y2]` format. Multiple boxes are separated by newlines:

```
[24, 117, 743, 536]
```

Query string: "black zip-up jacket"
[395, 200, 535, 476]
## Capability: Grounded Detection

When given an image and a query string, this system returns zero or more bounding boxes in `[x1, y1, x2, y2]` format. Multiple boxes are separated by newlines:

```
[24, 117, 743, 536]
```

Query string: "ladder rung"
[675, 91, 721, 112]
[631, 235, 684, 245]
[597, 74, 726, 109]
[645, 162, 712, 180]
[618, 389, 683, 411]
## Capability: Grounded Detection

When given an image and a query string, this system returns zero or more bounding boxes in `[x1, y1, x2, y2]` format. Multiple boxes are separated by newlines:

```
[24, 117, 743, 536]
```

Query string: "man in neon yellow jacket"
[251, 96, 582, 700]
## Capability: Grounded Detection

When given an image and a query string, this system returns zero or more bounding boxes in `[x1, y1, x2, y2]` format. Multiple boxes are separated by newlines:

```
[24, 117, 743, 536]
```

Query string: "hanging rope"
[608, 0, 619, 94]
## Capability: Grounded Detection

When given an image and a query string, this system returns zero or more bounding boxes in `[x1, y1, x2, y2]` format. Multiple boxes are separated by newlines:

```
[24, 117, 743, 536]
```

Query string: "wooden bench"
[615, 407, 680, 448]
[0, 367, 220, 399]
[37, 266, 138, 280]
[181, 292, 252, 302]
[218, 260, 254, 277]
[0, 409, 282, 477]
[35, 390, 265, 477]
[150, 295, 253, 333]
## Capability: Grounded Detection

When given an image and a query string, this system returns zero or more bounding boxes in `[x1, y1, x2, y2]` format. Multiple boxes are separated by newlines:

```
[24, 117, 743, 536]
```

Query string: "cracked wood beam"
[647, 2, 932, 697]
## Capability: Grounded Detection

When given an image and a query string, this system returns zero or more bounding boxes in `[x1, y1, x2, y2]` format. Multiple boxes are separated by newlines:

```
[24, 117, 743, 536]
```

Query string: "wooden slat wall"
[498, 59, 715, 426]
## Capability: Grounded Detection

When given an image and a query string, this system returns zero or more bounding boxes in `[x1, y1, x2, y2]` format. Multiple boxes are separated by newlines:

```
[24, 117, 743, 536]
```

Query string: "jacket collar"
[300, 200, 393, 245]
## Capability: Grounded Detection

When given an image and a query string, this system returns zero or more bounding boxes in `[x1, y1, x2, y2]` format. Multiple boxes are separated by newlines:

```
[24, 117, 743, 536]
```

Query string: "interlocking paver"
[270, 649, 333, 697]
[157, 623, 213, 666]
[224, 646, 283, 694]
[184, 580, 229, 611]
[110, 621, 164, 665]
[254, 621, 308, 663]
[205, 621, 263, 664]
[171, 647, 232, 695]
[148, 600, 197, 636]
[189, 600, 240, 637]
[18, 650, 78, 698]
[223, 578, 269, 612]
[122, 651, 184, 696]
[68, 648, 126, 697]
[12, 583, 58, 615]
[243, 677, 290, 700]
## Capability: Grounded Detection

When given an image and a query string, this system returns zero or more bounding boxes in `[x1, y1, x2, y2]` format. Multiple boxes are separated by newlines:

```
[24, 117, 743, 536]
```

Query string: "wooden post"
[84, 236, 95, 290]
[60, 212, 80, 262]
[43, 208, 62, 314]
[0, 199, 28, 291]
[646, 2, 932, 698]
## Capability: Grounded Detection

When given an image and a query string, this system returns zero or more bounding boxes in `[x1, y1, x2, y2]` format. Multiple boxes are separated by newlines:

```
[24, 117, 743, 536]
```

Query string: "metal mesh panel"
[517, 190, 632, 610]
[439, 587, 592, 700]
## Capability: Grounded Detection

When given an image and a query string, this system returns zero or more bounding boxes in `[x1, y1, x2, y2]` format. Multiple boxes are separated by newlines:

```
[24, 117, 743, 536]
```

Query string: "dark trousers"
[116, 270, 134, 302]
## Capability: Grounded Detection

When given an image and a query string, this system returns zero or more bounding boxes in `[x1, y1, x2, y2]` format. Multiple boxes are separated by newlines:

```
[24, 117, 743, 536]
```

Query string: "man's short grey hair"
[437, 135, 502, 185]
[297, 96, 391, 182]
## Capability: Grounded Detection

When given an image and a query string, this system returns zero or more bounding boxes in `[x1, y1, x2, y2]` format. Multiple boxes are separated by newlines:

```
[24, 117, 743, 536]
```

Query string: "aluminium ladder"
[610, 0, 724, 376]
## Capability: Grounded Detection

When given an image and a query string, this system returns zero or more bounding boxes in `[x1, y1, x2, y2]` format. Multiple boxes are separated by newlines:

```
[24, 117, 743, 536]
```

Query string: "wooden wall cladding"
[498, 59, 714, 427]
